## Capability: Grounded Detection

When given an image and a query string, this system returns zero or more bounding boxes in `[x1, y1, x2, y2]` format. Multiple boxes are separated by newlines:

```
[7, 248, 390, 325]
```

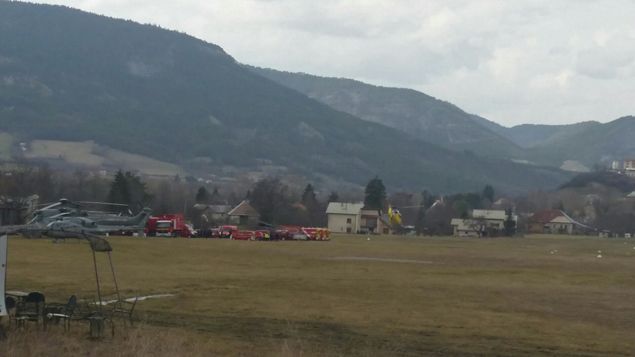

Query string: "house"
[472, 209, 512, 229]
[192, 204, 233, 224]
[450, 218, 480, 237]
[450, 209, 516, 237]
[326, 202, 397, 234]
[527, 209, 576, 234]
[326, 202, 364, 233]
[360, 209, 392, 234]
[227, 200, 260, 227]
[625, 160, 635, 177]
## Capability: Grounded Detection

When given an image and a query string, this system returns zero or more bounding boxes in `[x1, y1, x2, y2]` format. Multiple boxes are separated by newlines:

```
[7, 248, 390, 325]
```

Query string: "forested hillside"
[0, 2, 570, 193]
[250, 67, 525, 160]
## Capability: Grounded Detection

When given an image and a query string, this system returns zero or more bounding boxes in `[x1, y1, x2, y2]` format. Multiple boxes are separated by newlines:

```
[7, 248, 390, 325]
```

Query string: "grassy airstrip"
[3, 234, 635, 356]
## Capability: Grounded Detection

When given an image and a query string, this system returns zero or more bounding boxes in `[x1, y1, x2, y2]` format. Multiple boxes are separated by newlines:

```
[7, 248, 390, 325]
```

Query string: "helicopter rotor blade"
[76, 201, 130, 207]
[37, 198, 80, 210]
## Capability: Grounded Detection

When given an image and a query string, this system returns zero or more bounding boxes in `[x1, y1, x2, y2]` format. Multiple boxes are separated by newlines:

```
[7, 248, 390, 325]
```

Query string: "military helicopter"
[0, 199, 152, 239]
[27, 199, 133, 224]
[41, 208, 152, 238]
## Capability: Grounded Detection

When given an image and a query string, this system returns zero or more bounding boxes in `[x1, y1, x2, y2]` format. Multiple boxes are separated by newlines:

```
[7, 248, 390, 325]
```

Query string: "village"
[3, 165, 635, 241]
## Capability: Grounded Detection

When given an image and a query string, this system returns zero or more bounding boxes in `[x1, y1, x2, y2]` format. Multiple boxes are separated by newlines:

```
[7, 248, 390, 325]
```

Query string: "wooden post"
[107, 252, 121, 302]
[92, 249, 102, 312]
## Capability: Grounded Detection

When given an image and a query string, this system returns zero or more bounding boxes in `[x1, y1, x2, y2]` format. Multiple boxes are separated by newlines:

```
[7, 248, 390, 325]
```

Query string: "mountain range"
[250, 67, 635, 171]
[0, 2, 632, 194]
[249, 67, 525, 160]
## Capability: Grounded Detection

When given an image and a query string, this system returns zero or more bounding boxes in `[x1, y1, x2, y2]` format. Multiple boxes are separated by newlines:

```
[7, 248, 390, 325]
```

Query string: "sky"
[31, 0, 635, 127]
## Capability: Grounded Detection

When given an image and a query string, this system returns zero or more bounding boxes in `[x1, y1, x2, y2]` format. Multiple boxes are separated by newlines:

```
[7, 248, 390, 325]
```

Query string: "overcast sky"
[32, 0, 635, 126]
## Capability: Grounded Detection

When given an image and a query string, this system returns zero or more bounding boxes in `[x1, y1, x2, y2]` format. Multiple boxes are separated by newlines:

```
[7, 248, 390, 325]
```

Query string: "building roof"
[472, 209, 507, 221]
[492, 198, 513, 209]
[227, 200, 259, 217]
[193, 204, 232, 214]
[361, 209, 380, 218]
[450, 218, 467, 225]
[326, 202, 364, 215]
[450, 218, 478, 230]
[529, 209, 568, 224]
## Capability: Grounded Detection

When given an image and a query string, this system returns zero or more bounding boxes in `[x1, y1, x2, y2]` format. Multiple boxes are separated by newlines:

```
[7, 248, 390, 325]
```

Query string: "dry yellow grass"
[23, 140, 183, 176]
[3, 234, 635, 356]
[1, 324, 219, 357]
[25, 140, 105, 166]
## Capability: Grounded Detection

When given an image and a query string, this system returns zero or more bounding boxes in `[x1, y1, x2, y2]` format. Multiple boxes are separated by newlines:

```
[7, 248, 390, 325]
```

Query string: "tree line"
[0, 165, 497, 231]
[3, 165, 630, 234]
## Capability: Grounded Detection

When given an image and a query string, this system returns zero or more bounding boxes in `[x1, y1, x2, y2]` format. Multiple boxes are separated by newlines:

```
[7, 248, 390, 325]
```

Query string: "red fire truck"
[275, 226, 330, 240]
[145, 214, 194, 237]
[302, 227, 330, 241]
[219, 225, 238, 239]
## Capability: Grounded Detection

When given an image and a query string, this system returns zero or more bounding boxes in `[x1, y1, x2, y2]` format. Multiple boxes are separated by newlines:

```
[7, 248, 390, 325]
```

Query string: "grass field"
[24, 140, 183, 176]
[3, 235, 635, 356]
[25, 140, 105, 166]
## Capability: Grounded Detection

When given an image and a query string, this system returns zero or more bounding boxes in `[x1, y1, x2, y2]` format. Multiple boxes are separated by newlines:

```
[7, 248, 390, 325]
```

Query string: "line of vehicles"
[144, 214, 330, 241]
[0, 198, 330, 242]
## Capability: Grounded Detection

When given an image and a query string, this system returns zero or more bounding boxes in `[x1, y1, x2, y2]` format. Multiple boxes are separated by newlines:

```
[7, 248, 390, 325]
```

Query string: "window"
[346, 227, 352, 233]
[346, 218, 352, 224]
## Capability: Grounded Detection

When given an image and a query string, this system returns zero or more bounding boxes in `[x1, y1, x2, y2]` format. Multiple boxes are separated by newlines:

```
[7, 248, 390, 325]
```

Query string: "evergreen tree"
[301, 183, 324, 226]
[209, 187, 223, 204]
[108, 170, 130, 204]
[195, 186, 210, 203]
[503, 208, 516, 236]
[301, 184, 317, 207]
[107, 170, 151, 206]
[124, 171, 152, 205]
[482, 184, 495, 203]
[364, 176, 386, 210]
[327, 191, 339, 203]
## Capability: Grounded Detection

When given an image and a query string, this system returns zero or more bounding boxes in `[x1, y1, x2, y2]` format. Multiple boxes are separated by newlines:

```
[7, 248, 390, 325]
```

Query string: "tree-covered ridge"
[0, 2, 569, 193]
[249, 66, 525, 160]
[560, 171, 635, 193]
[250, 67, 635, 169]
[524, 116, 635, 167]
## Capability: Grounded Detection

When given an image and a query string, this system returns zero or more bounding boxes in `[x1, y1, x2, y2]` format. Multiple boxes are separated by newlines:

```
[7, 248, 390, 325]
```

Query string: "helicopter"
[27, 199, 134, 225]
[40, 212, 150, 239]
[0, 199, 152, 239]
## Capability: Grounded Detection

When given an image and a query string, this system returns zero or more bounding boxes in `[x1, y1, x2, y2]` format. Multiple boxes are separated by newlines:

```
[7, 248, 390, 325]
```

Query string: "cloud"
[30, 0, 635, 126]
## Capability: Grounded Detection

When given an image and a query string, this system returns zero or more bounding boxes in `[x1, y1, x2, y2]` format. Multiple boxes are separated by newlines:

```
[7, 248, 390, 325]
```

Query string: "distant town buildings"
[528, 209, 575, 234]
[192, 200, 259, 227]
[227, 200, 260, 226]
[610, 159, 635, 177]
[325, 202, 392, 234]
[450, 209, 517, 237]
